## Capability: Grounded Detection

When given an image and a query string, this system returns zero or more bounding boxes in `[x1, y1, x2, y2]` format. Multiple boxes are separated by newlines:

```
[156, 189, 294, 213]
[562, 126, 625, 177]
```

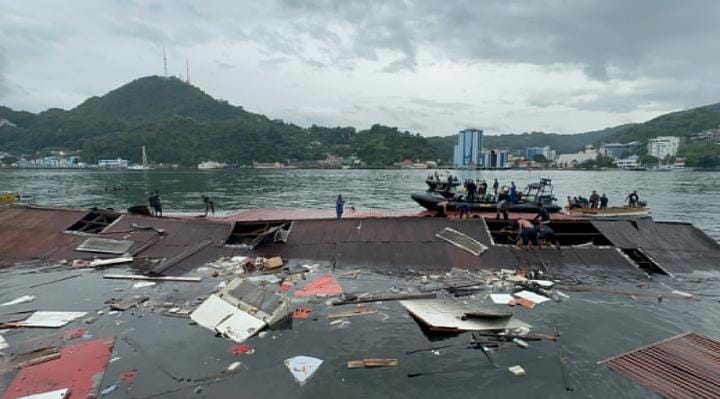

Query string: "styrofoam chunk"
[284, 356, 323, 386]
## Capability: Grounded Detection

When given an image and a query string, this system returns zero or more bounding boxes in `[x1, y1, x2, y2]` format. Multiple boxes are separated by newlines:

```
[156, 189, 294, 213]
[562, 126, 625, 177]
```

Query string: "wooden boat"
[563, 206, 650, 218]
[0, 192, 18, 204]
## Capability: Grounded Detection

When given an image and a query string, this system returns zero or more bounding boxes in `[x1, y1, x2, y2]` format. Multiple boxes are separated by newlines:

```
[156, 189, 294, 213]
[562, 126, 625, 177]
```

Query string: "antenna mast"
[186, 58, 190, 84]
[163, 45, 168, 77]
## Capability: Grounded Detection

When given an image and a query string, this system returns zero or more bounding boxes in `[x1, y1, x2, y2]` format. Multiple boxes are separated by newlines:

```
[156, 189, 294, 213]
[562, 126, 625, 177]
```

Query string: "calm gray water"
[1, 168, 719, 239]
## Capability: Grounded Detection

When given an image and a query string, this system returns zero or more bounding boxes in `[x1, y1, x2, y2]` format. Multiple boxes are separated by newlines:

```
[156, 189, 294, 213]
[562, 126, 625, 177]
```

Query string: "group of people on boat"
[567, 190, 609, 210]
[567, 190, 642, 210]
[456, 178, 527, 204]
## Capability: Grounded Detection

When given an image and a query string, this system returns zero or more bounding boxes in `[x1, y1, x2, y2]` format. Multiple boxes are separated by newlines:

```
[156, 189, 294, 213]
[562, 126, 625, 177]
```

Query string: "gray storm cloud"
[0, 0, 718, 134]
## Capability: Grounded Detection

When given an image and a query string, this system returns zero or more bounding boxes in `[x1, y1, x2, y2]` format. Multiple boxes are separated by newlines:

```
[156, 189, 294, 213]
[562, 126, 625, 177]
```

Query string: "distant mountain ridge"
[0, 75, 718, 166]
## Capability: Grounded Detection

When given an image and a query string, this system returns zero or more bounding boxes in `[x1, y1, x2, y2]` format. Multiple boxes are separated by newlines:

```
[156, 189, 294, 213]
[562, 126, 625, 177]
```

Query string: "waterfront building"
[479, 149, 509, 169]
[614, 155, 640, 169]
[647, 136, 680, 159]
[526, 146, 554, 161]
[98, 158, 129, 168]
[599, 142, 641, 159]
[452, 128, 483, 168]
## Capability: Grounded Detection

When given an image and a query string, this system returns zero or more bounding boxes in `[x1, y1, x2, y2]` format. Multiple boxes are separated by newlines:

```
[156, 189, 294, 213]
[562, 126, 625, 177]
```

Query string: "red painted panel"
[294, 274, 343, 297]
[2, 337, 115, 399]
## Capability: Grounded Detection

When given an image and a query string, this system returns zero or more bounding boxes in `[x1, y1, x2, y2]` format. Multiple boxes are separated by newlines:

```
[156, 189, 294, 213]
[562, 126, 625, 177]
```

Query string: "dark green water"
[1, 168, 719, 238]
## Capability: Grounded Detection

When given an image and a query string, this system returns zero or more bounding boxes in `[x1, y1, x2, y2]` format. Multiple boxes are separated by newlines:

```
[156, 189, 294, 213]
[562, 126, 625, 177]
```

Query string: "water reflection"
[1, 168, 718, 238]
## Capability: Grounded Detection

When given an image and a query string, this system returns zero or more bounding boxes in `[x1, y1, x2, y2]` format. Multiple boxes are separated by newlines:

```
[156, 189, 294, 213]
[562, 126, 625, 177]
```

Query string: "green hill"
[0, 76, 445, 166]
[606, 103, 720, 143]
[0, 76, 718, 167]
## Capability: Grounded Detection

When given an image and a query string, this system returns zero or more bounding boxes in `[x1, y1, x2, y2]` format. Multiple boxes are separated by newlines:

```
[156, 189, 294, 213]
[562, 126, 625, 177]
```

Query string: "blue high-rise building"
[453, 128, 483, 168]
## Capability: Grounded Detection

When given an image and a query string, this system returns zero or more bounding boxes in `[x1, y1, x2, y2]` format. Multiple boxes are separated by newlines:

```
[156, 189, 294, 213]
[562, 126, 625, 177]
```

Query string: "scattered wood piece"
[110, 296, 149, 311]
[89, 257, 133, 267]
[103, 274, 202, 282]
[148, 240, 213, 275]
[567, 285, 695, 300]
[347, 358, 399, 369]
[331, 292, 436, 306]
[263, 257, 283, 270]
[327, 306, 377, 319]
[512, 298, 536, 309]
[17, 351, 61, 369]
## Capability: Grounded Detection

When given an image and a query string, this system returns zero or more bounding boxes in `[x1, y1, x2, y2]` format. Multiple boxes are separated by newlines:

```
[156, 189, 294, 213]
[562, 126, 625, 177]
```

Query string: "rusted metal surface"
[99, 214, 236, 275]
[0, 207, 90, 266]
[593, 219, 720, 273]
[600, 332, 720, 399]
[252, 218, 643, 274]
[220, 208, 584, 222]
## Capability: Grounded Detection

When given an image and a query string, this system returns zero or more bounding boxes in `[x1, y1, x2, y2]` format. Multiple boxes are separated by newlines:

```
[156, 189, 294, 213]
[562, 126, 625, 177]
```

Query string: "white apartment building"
[647, 136, 680, 159]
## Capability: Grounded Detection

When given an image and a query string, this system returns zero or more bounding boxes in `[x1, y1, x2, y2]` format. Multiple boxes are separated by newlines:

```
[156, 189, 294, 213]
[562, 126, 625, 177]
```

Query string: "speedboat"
[412, 178, 562, 213]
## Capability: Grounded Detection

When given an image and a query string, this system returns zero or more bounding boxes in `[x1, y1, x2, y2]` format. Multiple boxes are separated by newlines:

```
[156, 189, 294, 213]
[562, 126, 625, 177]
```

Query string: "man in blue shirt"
[336, 194, 345, 219]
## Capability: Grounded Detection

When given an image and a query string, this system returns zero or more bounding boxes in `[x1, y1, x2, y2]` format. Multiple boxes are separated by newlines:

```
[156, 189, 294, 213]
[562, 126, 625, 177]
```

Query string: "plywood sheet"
[400, 299, 530, 332]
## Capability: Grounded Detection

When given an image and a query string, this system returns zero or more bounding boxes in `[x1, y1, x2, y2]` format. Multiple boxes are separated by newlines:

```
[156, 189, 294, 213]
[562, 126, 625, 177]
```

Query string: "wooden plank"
[102, 274, 202, 282]
[331, 292, 436, 306]
[327, 307, 377, 319]
[347, 359, 399, 369]
[110, 296, 149, 311]
[148, 239, 213, 275]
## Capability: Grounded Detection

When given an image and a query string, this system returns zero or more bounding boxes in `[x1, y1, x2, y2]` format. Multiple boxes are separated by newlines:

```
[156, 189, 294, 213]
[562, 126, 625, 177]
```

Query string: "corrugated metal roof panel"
[0, 207, 90, 266]
[592, 219, 720, 273]
[252, 218, 643, 274]
[601, 332, 720, 399]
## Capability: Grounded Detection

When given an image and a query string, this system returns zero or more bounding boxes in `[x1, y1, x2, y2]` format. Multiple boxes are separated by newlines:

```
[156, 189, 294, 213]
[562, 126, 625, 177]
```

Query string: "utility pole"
[186, 58, 190, 84]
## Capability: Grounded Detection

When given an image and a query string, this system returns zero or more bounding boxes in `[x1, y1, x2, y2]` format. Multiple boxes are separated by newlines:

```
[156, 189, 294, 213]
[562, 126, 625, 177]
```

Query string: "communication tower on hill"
[163, 45, 168, 77]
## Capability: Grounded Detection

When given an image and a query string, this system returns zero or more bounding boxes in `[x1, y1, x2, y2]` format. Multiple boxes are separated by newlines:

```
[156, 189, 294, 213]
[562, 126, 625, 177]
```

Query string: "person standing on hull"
[509, 181, 518, 203]
[492, 178, 499, 200]
[600, 193, 609, 209]
[626, 190, 639, 208]
[201, 195, 215, 217]
[496, 190, 511, 220]
[533, 204, 550, 224]
[589, 190, 600, 208]
[336, 194, 345, 219]
[457, 195, 470, 219]
[148, 191, 159, 217]
[151, 191, 163, 217]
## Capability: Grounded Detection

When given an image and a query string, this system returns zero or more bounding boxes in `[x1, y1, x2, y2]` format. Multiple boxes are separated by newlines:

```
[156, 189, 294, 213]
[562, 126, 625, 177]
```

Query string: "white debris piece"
[528, 280, 554, 288]
[18, 311, 87, 328]
[508, 365, 526, 376]
[513, 290, 550, 305]
[132, 281, 156, 289]
[0, 295, 36, 307]
[671, 290, 694, 299]
[400, 299, 531, 332]
[89, 257, 133, 267]
[284, 356, 323, 386]
[227, 361, 243, 372]
[0, 335, 8, 350]
[190, 294, 266, 343]
[18, 388, 70, 399]
[489, 293, 514, 305]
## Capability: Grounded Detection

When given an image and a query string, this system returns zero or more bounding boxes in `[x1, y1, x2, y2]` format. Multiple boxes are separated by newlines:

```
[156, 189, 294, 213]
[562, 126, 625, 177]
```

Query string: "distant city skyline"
[1, 1, 719, 136]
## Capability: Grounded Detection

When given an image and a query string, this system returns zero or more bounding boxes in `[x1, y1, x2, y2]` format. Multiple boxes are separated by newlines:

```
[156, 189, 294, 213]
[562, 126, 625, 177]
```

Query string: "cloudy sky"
[1, 0, 718, 136]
